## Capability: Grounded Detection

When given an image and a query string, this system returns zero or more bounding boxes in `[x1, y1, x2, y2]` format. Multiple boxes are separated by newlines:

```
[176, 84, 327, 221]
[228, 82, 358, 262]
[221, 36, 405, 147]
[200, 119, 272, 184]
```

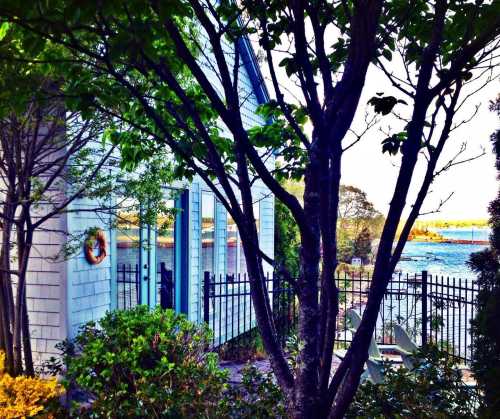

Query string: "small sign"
[351, 257, 362, 267]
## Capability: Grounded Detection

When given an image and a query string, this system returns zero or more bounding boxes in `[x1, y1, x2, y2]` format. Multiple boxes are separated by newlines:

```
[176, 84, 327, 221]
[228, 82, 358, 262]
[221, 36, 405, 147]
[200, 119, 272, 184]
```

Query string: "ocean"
[396, 227, 490, 279]
[380, 228, 490, 359]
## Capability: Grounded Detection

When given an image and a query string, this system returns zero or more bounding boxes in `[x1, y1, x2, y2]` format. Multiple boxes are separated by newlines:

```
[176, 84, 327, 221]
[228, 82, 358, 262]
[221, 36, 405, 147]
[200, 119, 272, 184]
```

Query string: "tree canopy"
[0, 0, 499, 417]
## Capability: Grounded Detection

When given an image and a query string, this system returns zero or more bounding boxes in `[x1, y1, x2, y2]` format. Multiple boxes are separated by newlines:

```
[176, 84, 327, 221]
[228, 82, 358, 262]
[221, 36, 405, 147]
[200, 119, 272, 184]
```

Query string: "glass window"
[116, 197, 141, 267]
[201, 192, 215, 275]
[156, 199, 176, 307]
[239, 201, 260, 278]
[156, 199, 176, 272]
[227, 213, 237, 280]
[116, 198, 141, 309]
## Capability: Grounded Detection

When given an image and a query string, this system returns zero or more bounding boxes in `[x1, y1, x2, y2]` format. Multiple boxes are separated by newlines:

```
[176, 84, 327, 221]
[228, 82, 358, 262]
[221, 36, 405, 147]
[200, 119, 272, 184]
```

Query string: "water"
[388, 227, 490, 360]
[396, 227, 490, 278]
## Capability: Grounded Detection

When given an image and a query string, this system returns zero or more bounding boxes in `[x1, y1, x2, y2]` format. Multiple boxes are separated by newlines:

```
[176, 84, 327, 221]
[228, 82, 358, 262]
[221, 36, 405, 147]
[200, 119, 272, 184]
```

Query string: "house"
[25, 35, 275, 365]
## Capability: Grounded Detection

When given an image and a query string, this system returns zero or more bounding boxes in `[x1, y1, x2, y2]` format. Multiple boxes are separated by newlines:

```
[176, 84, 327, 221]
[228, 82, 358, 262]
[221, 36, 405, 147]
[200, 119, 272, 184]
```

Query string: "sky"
[342, 66, 499, 221]
[257, 37, 499, 221]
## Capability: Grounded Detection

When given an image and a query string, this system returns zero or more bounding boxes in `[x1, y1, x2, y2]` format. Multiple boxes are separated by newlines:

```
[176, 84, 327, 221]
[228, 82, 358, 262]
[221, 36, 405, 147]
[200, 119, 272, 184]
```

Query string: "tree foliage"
[0, 24, 177, 377]
[277, 183, 382, 269]
[338, 185, 384, 263]
[275, 197, 301, 278]
[352, 228, 373, 264]
[347, 346, 480, 419]
[468, 96, 500, 418]
[0, 0, 499, 417]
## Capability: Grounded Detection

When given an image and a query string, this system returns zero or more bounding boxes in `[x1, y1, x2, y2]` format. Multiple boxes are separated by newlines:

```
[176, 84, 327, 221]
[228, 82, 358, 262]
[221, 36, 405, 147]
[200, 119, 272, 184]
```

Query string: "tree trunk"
[318, 136, 343, 403]
[241, 224, 295, 396]
[0, 277, 13, 374]
[292, 154, 322, 418]
[0, 205, 15, 375]
[328, 93, 438, 418]
[12, 269, 25, 375]
[22, 290, 34, 376]
[13, 214, 34, 376]
[233, 138, 295, 398]
[327, 5, 448, 410]
[20, 216, 34, 376]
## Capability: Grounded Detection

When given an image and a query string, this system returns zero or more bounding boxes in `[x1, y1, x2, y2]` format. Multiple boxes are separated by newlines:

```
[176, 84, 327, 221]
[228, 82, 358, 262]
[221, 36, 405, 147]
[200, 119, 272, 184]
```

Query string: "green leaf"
[0, 22, 9, 41]
[368, 95, 406, 115]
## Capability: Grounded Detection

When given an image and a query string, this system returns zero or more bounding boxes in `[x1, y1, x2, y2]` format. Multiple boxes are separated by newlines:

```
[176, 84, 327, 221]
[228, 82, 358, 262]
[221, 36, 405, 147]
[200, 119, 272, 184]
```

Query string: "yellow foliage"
[0, 352, 5, 374]
[408, 227, 445, 242]
[0, 352, 63, 418]
[414, 219, 489, 229]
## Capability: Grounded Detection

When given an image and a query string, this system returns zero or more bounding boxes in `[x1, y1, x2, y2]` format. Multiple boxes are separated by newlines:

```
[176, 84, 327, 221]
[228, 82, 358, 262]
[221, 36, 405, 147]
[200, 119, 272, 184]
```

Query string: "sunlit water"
[378, 228, 491, 359]
[396, 227, 490, 278]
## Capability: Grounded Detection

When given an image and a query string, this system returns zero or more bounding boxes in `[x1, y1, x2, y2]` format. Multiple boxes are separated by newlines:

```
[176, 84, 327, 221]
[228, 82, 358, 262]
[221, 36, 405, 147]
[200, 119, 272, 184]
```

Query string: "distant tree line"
[276, 182, 384, 276]
[2, 1, 498, 415]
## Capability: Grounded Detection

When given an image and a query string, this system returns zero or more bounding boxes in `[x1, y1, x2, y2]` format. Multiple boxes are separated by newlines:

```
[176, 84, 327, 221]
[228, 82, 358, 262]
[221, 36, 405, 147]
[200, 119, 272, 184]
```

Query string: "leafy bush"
[220, 365, 287, 418]
[275, 195, 300, 277]
[346, 346, 480, 419]
[53, 306, 228, 418]
[0, 351, 63, 418]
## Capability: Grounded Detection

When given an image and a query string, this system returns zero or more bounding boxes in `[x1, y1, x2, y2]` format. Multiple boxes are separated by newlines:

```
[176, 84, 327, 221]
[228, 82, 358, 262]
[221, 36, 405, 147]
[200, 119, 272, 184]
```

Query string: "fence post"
[203, 271, 210, 324]
[160, 262, 167, 309]
[160, 264, 174, 310]
[421, 270, 428, 347]
[166, 269, 174, 309]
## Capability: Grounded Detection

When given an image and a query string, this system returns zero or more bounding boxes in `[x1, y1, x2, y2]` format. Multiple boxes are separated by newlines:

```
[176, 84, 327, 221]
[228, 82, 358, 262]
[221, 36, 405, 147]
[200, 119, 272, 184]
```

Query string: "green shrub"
[56, 306, 228, 418]
[346, 346, 480, 419]
[220, 365, 287, 418]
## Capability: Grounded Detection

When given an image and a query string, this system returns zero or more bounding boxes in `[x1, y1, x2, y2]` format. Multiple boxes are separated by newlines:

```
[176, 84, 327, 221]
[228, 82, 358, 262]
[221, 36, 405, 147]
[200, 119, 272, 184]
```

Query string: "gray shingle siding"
[18, 31, 274, 360]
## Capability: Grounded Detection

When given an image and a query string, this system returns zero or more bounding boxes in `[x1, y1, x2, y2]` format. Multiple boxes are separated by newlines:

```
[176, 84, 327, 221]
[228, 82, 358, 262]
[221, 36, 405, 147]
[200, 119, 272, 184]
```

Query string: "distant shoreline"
[413, 219, 489, 229]
[408, 237, 489, 245]
[406, 225, 490, 245]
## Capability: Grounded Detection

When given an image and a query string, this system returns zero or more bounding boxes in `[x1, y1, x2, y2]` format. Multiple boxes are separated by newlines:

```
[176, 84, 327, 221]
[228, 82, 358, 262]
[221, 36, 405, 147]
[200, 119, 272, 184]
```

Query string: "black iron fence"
[203, 272, 297, 359]
[336, 270, 479, 363]
[203, 270, 479, 364]
[157, 263, 175, 310]
[117, 265, 479, 364]
[117, 262, 175, 310]
[117, 263, 140, 310]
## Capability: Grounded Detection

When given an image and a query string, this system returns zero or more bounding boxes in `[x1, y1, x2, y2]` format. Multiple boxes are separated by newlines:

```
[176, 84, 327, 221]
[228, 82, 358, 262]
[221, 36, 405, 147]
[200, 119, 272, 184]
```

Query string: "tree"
[337, 185, 383, 263]
[1, 1, 498, 416]
[276, 182, 382, 273]
[339, 186, 381, 237]
[275, 196, 301, 278]
[468, 96, 500, 418]
[0, 26, 174, 376]
[352, 227, 373, 264]
[0, 50, 119, 375]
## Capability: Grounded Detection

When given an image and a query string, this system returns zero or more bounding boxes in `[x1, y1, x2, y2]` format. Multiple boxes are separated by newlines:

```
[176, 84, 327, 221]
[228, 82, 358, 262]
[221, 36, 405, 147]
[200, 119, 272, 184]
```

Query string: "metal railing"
[117, 262, 175, 310]
[116, 266, 479, 364]
[117, 263, 140, 310]
[203, 272, 297, 359]
[336, 270, 479, 363]
[203, 270, 479, 364]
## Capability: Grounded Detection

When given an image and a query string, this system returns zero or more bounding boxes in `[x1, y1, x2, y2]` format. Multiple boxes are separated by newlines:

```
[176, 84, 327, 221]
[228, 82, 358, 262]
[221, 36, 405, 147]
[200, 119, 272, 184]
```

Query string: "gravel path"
[220, 356, 342, 385]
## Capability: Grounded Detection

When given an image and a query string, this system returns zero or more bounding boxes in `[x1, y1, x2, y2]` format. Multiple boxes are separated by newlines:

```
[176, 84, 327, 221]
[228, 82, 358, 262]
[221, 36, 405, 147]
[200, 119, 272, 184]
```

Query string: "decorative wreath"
[84, 228, 107, 265]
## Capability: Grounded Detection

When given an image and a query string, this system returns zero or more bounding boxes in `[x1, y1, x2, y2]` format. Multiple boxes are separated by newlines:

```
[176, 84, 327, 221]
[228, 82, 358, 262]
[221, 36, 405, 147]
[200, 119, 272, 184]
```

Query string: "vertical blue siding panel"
[189, 181, 201, 323]
[215, 200, 227, 279]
